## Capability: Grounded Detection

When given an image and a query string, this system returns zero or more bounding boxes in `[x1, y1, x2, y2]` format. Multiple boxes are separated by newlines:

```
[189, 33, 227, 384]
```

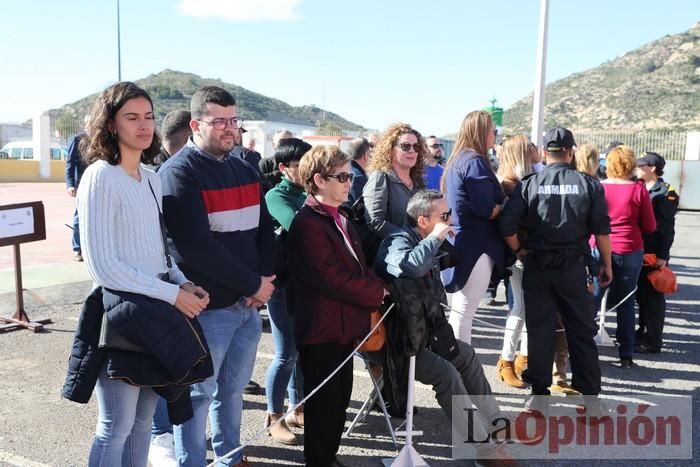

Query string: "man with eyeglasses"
[424, 135, 445, 190]
[370, 189, 513, 465]
[159, 86, 276, 467]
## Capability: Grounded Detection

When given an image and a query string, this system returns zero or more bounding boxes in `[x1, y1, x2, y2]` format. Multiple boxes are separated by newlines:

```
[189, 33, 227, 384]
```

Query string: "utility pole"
[117, 0, 122, 81]
[530, 0, 549, 148]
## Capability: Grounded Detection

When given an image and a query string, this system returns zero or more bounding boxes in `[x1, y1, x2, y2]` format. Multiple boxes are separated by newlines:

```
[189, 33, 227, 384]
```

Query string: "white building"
[242, 121, 316, 159]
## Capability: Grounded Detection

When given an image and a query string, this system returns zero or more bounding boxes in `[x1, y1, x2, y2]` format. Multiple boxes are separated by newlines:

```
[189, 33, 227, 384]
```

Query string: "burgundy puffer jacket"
[287, 195, 385, 345]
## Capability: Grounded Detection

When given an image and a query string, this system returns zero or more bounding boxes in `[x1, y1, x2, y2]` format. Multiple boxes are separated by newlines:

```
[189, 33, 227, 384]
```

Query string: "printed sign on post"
[0, 206, 35, 239]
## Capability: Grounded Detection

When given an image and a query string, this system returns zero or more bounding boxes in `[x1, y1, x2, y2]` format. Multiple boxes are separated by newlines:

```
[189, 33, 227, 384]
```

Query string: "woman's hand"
[489, 203, 503, 220]
[175, 288, 207, 319]
[181, 282, 210, 303]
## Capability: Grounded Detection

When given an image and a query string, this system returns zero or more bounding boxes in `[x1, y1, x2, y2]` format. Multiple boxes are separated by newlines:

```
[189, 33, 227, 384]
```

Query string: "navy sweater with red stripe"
[159, 140, 276, 309]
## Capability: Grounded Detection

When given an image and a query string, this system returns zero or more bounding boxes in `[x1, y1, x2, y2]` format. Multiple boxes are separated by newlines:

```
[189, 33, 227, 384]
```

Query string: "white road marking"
[0, 451, 51, 467]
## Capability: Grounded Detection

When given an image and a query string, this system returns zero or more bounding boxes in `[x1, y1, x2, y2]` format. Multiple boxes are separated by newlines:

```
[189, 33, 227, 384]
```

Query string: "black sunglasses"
[438, 208, 452, 222]
[397, 143, 421, 153]
[327, 172, 354, 183]
[425, 208, 451, 222]
[429, 143, 444, 149]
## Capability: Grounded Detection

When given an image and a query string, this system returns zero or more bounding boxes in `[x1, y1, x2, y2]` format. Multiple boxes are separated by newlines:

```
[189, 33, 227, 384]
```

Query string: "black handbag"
[97, 180, 172, 353]
[428, 318, 459, 361]
[98, 308, 147, 353]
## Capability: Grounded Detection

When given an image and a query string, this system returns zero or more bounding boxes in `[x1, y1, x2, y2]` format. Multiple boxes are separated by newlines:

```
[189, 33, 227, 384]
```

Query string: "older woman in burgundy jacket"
[287, 144, 386, 467]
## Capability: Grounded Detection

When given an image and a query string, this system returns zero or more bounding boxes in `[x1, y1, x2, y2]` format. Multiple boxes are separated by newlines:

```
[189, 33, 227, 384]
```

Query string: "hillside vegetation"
[503, 22, 700, 132]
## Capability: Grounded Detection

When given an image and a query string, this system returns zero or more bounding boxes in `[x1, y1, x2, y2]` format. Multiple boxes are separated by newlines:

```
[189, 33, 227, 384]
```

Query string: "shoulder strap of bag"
[147, 179, 172, 269]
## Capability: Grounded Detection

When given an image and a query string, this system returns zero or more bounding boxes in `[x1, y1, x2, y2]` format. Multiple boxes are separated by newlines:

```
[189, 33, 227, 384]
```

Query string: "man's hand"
[430, 223, 455, 242]
[175, 289, 207, 319]
[252, 275, 276, 304]
[598, 263, 613, 288]
[67, 187, 77, 197]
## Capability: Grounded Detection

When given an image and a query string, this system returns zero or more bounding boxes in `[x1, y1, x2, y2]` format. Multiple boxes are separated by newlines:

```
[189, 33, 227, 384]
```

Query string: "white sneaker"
[148, 432, 177, 467]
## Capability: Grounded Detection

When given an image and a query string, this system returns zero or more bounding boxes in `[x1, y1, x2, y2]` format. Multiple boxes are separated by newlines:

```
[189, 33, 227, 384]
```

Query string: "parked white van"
[0, 141, 68, 160]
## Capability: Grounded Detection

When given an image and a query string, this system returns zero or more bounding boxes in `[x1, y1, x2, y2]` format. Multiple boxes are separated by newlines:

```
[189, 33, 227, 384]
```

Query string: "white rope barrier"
[207, 282, 639, 465]
[206, 302, 396, 467]
[440, 282, 639, 335]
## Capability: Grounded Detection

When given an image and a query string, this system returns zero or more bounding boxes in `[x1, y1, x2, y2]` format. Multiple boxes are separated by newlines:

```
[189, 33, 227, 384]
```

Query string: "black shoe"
[634, 344, 661, 354]
[620, 358, 634, 369]
[243, 380, 262, 395]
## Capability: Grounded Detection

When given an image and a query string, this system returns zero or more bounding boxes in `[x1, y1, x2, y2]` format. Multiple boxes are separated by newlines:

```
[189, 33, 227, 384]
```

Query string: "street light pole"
[531, 0, 549, 148]
[117, 0, 122, 81]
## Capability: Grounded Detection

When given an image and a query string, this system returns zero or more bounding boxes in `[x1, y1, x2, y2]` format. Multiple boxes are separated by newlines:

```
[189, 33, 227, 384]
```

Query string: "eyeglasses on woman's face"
[396, 143, 421, 153]
[326, 172, 354, 183]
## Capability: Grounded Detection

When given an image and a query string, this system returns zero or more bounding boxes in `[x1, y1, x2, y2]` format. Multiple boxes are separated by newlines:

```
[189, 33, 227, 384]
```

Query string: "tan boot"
[266, 413, 299, 445]
[514, 354, 528, 379]
[285, 405, 304, 428]
[497, 358, 528, 389]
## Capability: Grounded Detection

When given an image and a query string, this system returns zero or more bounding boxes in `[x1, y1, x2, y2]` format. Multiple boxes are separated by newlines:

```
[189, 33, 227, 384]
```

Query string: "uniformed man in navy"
[500, 127, 613, 398]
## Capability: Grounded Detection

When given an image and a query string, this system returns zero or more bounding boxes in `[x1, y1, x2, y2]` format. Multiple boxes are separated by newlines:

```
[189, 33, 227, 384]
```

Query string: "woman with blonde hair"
[575, 143, 600, 177]
[596, 145, 656, 369]
[494, 134, 532, 388]
[442, 110, 505, 344]
[362, 123, 426, 242]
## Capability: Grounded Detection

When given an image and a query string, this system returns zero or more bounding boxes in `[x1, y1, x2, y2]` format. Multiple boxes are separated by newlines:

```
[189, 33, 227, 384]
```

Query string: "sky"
[1, 0, 698, 135]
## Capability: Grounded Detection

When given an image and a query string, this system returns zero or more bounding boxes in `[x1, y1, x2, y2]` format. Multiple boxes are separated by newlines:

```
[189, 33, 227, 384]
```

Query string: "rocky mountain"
[503, 22, 700, 132]
[50, 69, 363, 131]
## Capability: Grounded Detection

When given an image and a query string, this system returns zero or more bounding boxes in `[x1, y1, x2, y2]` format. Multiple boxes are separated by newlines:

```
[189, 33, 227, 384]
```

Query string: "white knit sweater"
[77, 160, 189, 305]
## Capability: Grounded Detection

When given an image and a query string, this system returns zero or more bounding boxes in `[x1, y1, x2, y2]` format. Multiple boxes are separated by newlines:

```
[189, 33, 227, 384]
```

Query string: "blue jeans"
[151, 398, 172, 436]
[596, 249, 643, 359]
[173, 301, 262, 466]
[72, 208, 81, 252]
[89, 365, 159, 466]
[264, 287, 303, 413]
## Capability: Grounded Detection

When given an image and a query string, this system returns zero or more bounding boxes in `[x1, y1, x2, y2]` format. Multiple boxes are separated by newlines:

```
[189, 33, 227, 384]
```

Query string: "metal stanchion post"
[383, 355, 429, 467]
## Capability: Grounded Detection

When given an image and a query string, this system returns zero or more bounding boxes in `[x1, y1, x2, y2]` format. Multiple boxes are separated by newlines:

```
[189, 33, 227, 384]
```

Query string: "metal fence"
[571, 129, 688, 160]
[0, 123, 33, 149]
[50, 114, 83, 146]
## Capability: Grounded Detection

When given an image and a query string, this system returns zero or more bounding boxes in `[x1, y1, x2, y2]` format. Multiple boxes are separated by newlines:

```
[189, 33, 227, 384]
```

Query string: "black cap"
[637, 151, 665, 170]
[543, 127, 576, 152]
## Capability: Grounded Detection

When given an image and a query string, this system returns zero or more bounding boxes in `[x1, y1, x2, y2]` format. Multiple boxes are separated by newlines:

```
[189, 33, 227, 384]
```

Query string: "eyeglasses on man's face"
[397, 143, 421, 153]
[326, 172, 354, 183]
[429, 143, 444, 149]
[435, 208, 452, 222]
[199, 117, 244, 130]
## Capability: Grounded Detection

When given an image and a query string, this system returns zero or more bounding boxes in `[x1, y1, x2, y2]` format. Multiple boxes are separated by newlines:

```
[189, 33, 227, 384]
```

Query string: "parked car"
[0, 141, 67, 160]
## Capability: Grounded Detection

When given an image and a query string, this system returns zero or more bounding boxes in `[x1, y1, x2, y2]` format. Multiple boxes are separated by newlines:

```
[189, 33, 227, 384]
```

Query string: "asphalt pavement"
[0, 207, 698, 467]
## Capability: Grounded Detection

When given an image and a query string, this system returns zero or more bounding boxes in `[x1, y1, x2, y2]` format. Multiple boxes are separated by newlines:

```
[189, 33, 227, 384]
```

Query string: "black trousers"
[635, 266, 666, 350]
[299, 343, 354, 467]
[521, 255, 601, 395]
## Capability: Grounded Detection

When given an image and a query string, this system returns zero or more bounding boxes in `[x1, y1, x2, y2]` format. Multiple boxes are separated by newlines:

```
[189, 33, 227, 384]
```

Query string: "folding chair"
[344, 352, 399, 449]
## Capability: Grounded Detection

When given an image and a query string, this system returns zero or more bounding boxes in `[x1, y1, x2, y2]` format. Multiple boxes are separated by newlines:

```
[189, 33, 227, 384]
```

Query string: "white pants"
[447, 253, 494, 344]
[501, 261, 528, 360]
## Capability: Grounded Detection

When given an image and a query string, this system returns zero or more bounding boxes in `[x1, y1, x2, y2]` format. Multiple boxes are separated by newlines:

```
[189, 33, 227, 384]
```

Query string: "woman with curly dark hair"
[74, 82, 210, 466]
[362, 123, 426, 241]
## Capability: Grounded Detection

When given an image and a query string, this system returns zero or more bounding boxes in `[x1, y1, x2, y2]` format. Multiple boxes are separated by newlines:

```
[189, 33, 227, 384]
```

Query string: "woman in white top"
[77, 82, 209, 467]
